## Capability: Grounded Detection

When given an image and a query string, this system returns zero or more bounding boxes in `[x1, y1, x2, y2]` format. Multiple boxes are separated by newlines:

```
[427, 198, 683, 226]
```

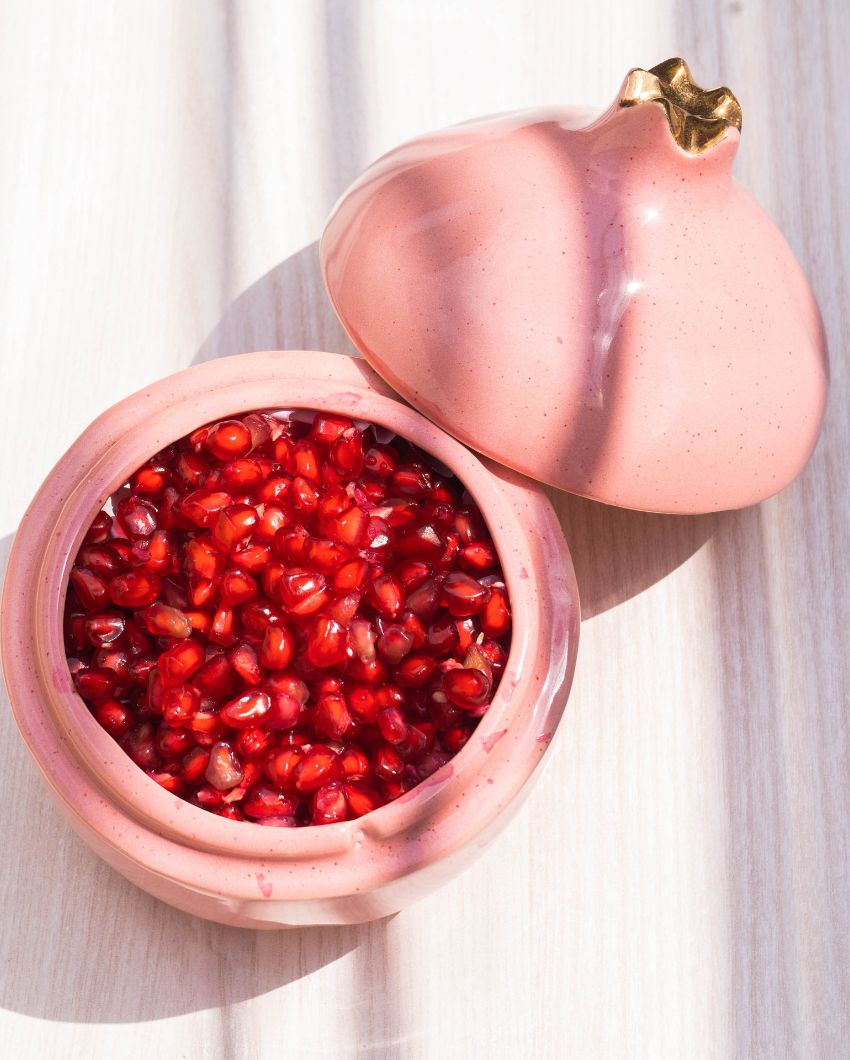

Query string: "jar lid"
[320, 58, 826, 515]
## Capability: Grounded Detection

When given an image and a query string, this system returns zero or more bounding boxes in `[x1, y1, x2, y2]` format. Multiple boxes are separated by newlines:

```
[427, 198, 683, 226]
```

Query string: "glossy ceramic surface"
[0, 351, 579, 928]
[321, 72, 828, 514]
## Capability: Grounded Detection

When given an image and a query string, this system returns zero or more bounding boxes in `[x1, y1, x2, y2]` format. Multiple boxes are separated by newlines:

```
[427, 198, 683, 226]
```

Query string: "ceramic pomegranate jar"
[322, 58, 828, 513]
[1, 351, 578, 928]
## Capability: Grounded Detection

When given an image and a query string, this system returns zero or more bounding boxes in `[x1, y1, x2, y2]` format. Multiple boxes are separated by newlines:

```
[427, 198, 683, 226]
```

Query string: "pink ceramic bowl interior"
[1, 351, 579, 928]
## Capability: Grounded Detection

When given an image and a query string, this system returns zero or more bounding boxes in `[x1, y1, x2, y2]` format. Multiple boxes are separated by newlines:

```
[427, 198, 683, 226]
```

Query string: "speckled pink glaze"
[321, 85, 828, 514]
[0, 351, 578, 928]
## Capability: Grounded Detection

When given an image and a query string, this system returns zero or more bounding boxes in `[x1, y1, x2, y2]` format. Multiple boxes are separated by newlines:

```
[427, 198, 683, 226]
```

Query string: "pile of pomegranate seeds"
[63, 410, 512, 827]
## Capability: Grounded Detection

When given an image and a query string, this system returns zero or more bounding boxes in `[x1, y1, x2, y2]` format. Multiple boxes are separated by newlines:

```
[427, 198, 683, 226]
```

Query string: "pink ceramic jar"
[1, 350, 578, 928]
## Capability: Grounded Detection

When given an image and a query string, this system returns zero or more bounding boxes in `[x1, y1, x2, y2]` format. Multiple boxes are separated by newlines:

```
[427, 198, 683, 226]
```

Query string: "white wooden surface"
[1, 2, 848, 1058]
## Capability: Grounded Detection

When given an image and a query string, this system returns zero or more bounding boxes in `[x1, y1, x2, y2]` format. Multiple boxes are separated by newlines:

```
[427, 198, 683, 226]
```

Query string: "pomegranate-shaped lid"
[321, 59, 827, 514]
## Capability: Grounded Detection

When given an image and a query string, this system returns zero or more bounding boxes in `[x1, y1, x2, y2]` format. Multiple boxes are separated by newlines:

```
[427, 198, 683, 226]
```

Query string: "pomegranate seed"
[141, 602, 192, 639]
[243, 786, 298, 819]
[109, 571, 162, 608]
[84, 610, 125, 647]
[441, 571, 491, 616]
[75, 666, 117, 701]
[66, 409, 510, 825]
[442, 667, 492, 709]
[116, 496, 158, 539]
[94, 699, 134, 737]
[158, 639, 204, 685]
[306, 615, 348, 668]
[259, 625, 295, 670]
[163, 684, 201, 725]
[345, 782, 382, 818]
[205, 420, 252, 461]
[294, 746, 343, 792]
[70, 568, 109, 609]
[368, 574, 404, 618]
[205, 741, 244, 789]
[312, 781, 348, 824]
[313, 693, 353, 740]
[212, 503, 258, 550]
[220, 689, 271, 728]
[481, 585, 511, 637]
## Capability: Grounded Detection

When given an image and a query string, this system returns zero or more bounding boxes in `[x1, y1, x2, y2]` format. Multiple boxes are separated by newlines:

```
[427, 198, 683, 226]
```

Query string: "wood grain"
[0, 2, 847, 1057]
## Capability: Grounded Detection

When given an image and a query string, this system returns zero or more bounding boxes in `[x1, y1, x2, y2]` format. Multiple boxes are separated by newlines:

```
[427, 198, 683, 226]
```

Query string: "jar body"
[1, 351, 579, 928]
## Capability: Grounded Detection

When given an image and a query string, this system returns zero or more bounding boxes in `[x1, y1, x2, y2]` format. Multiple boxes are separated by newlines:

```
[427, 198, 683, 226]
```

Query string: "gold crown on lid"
[620, 57, 742, 153]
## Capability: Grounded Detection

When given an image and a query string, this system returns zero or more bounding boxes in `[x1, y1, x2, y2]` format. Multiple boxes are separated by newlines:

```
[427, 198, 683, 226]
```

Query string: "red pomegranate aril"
[116, 496, 158, 539]
[259, 625, 295, 670]
[265, 745, 303, 788]
[292, 440, 321, 483]
[205, 740, 244, 789]
[241, 599, 284, 635]
[124, 722, 159, 770]
[313, 693, 353, 740]
[235, 727, 274, 761]
[162, 684, 201, 725]
[397, 524, 444, 562]
[209, 606, 238, 646]
[406, 579, 441, 620]
[220, 458, 264, 490]
[481, 585, 512, 637]
[228, 641, 262, 686]
[278, 569, 329, 616]
[312, 781, 348, 824]
[67, 408, 510, 826]
[77, 544, 124, 579]
[84, 610, 126, 647]
[220, 689, 271, 728]
[158, 638, 204, 685]
[290, 475, 318, 514]
[330, 430, 365, 477]
[131, 462, 170, 496]
[220, 567, 257, 605]
[83, 510, 112, 544]
[255, 474, 290, 504]
[340, 746, 370, 779]
[205, 420, 252, 461]
[377, 706, 408, 745]
[93, 698, 133, 737]
[345, 782, 382, 818]
[194, 653, 235, 697]
[182, 747, 210, 784]
[306, 537, 351, 571]
[443, 667, 492, 709]
[156, 726, 194, 758]
[441, 571, 491, 617]
[377, 624, 414, 665]
[190, 711, 226, 747]
[459, 540, 499, 574]
[373, 744, 404, 781]
[149, 771, 185, 796]
[141, 602, 192, 639]
[364, 445, 397, 477]
[325, 503, 368, 548]
[305, 615, 348, 668]
[347, 685, 378, 723]
[294, 746, 343, 793]
[212, 503, 258, 550]
[109, 570, 162, 608]
[243, 786, 298, 819]
[395, 652, 438, 688]
[333, 557, 370, 592]
[70, 568, 109, 609]
[368, 574, 404, 618]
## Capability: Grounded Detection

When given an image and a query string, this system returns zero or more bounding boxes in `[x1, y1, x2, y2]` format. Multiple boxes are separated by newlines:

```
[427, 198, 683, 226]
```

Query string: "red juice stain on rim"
[63, 408, 513, 827]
